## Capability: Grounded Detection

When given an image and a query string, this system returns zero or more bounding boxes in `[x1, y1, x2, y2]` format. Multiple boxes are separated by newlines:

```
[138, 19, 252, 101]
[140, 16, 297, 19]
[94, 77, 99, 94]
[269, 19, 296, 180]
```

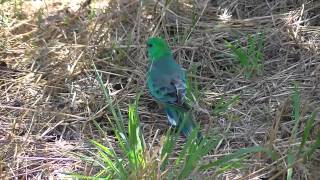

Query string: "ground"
[0, 0, 320, 179]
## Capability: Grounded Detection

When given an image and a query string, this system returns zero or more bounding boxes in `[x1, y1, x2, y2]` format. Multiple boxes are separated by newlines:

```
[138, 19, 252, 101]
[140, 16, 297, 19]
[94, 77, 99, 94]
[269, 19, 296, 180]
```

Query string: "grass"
[283, 84, 320, 180]
[68, 65, 275, 179]
[186, 66, 202, 104]
[13, 0, 23, 19]
[0, 0, 320, 179]
[226, 32, 264, 79]
[212, 95, 240, 116]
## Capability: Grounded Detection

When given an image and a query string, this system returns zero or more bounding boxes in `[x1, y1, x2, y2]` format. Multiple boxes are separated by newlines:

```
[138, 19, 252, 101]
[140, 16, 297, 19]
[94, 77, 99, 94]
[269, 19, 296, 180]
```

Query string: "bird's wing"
[148, 71, 188, 110]
[171, 77, 186, 105]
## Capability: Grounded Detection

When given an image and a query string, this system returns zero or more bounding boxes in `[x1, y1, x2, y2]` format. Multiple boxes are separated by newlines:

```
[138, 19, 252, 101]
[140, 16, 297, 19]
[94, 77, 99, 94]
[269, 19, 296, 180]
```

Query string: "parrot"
[146, 37, 201, 139]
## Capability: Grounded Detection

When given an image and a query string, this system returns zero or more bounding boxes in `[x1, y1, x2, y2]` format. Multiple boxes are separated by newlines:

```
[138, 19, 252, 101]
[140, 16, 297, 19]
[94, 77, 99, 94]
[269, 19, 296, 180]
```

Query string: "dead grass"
[0, 0, 320, 179]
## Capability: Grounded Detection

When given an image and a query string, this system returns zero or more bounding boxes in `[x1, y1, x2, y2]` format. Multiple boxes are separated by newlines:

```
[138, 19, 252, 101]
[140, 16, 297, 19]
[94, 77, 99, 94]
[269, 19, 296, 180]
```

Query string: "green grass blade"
[68, 173, 112, 180]
[256, 32, 264, 63]
[286, 153, 294, 180]
[212, 95, 240, 116]
[161, 128, 178, 170]
[92, 61, 123, 127]
[304, 129, 320, 159]
[225, 32, 264, 78]
[247, 34, 256, 57]
[91, 60, 129, 153]
[177, 129, 200, 179]
[92, 60, 131, 162]
[178, 134, 220, 179]
[90, 140, 128, 178]
[200, 146, 274, 170]
[186, 68, 201, 104]
[173, 115, 199, 169]
[127, 94, 145, 171]
[290, 83, 301, 142]
[98, 150, 121, 176]
[299, 109, 319, 154]
[226, 41, 249, 66]
[91, 140, 116, 158]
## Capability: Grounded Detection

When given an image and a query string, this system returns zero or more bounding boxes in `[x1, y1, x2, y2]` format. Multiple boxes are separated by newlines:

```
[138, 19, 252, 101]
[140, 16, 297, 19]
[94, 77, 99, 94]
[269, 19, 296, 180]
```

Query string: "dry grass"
[0, 0, 320, 179]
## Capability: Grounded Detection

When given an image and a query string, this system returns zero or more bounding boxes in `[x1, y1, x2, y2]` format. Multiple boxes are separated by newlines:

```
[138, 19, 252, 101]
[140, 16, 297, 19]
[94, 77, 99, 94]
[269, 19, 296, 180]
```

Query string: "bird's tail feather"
[164, 106, 202, 140]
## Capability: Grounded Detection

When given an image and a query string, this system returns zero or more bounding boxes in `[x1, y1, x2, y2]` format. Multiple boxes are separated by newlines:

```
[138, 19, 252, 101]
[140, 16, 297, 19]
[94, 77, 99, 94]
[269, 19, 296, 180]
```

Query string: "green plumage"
[146, 37, 200, 138]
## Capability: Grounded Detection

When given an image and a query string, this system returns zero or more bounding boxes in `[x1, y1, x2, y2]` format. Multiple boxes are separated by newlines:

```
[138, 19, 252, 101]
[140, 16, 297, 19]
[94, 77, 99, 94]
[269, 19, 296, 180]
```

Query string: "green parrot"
[146, 37, 201, 138]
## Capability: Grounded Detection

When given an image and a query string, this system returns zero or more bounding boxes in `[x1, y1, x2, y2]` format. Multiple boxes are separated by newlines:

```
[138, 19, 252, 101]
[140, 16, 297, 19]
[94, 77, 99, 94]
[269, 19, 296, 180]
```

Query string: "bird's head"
[146, 37, 172, 62]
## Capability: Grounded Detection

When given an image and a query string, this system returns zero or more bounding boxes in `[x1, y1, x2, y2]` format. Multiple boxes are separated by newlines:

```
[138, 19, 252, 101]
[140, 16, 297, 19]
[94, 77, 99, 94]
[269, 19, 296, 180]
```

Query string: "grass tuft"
[226, 32, 264, 78]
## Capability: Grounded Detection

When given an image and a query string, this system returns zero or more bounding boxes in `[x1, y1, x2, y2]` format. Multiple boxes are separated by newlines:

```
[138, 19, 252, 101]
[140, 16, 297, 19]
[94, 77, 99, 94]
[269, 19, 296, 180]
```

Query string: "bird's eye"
[147, 43, 153, 48]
